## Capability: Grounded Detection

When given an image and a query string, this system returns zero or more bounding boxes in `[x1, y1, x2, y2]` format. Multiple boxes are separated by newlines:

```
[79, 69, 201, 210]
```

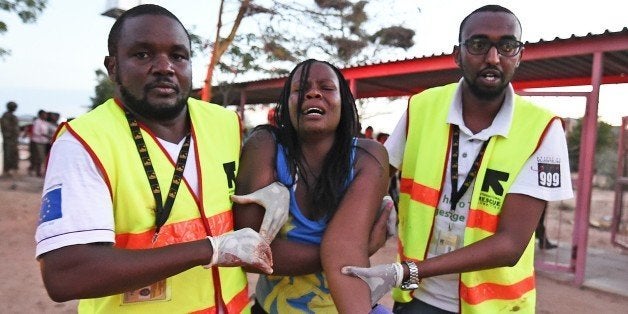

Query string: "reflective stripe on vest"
[392, 83, 555, 313]
[65, 98, 249, 313]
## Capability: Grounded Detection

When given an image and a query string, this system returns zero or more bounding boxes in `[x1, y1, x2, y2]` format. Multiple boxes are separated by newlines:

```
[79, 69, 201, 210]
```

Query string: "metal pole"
[239, 89, 246, 123]
[611, 116, 628, 248]
[572, 51, 602, 286]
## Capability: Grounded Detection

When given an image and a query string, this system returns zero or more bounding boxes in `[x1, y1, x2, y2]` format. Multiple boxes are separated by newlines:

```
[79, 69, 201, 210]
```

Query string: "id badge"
[436, 230, 459, 254]
[122, 279, 170, 304]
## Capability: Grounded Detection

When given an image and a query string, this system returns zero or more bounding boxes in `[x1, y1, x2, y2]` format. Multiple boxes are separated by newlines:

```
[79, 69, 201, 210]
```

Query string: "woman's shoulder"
[355, 138, 388, 164]
[237, 126, 279, 186]
[355, 138, 385, 152]
[244, 126, 277, 149]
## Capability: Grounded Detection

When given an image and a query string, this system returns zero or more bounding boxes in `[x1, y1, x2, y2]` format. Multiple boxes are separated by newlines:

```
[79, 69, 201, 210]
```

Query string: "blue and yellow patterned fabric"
[255, 138, 357, 313]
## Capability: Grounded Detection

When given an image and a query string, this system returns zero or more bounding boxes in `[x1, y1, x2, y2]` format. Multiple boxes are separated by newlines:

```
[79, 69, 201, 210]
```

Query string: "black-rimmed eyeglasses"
[461, 38, 524, 57]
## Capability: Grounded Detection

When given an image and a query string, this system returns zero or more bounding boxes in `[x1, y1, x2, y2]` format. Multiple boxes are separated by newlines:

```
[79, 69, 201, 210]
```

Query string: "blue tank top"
[255, 138, 358, 313]
[275, 139, 356, 244]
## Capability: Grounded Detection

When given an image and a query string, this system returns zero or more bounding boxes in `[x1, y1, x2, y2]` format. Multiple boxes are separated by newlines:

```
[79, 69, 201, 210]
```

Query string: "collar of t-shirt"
[157, 136, 199, 197]
[445, 78, 515, 141]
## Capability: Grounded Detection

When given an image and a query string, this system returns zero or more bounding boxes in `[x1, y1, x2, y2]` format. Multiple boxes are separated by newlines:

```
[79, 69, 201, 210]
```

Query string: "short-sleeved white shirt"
[384, 81, 573, 312]
[35, 132, 198, 257]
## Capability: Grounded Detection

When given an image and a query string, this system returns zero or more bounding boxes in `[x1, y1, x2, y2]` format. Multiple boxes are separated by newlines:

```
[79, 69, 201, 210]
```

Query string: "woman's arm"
[321, 139, 389, 312]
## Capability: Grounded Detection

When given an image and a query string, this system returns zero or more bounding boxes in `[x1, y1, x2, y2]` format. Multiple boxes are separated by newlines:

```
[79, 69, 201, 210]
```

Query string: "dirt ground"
[1, 160, 627, 313]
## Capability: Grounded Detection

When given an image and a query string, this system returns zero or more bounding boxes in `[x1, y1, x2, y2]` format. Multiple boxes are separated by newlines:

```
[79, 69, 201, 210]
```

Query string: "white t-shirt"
[384, 82, 573, 312]
[35, 132, 198, 257]
[32, 118, 52, 144]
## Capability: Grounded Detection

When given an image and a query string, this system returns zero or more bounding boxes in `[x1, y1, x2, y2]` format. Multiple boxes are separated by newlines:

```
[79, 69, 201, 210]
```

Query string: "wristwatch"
[400, 261, 420, 290]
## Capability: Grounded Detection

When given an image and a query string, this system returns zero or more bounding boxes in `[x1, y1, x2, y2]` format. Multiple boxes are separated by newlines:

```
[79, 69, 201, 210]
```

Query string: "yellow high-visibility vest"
[60, 98, 249, 313]
[394, 83, 556, 313]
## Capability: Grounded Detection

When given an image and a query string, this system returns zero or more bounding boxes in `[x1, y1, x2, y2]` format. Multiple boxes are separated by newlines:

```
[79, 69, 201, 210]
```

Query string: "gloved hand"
[342, 263, 403, 306]
[380, 196, 397, 238]
[205, 228, 273, 274]
[369, 196, 397, 255]
[231, 181, 290, 243]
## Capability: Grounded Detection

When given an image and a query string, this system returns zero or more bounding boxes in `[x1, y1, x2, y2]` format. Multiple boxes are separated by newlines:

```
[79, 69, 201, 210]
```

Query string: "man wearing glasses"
[342, 5, 573, 313]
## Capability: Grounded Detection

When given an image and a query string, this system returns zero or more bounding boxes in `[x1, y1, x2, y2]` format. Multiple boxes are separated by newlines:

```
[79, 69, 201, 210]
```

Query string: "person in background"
[45, 112, 61, 154]
[365, 125, 374, 139]
[535, 208, 557, 249]
[1, 101, 20, 178]
[357, 121, 365, 138]
[376, 132, 400, 212]
[233, 59, 392, 313]
[35, 4, 285, 313]
[30, 110, 50, 177]
[267, 107, 277, 127]
[24, 117, 37, 176]
[343, 5, 573, 313]
[376, 132, 389, 144]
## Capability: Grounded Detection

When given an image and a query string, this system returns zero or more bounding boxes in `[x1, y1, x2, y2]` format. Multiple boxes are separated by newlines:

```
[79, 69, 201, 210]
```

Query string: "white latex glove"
[380, 196, 397, 238]
[205, 228, 273, 274]
[231, 181, 290, 243]
[369, 196, 397, 256]
[342, 263, 403, 306]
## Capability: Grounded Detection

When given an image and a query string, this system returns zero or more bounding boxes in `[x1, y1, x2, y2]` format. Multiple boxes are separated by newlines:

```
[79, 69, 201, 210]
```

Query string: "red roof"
[206, 28, 628, 106]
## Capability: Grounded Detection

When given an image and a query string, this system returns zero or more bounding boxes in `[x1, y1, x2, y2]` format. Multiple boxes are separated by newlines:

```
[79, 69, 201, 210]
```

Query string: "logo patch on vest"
[481, 169, 509, 196]
[223, 161, 236, 189]
[479, 169, 509, 209]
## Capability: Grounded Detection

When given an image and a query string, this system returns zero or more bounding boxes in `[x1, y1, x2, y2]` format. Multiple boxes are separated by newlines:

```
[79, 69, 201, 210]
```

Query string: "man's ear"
[104, 56, 117, 83]
[453, 45, 461, 67]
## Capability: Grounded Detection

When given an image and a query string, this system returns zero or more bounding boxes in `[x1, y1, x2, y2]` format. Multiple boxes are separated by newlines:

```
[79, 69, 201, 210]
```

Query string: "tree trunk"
[201, 0, 251, 102]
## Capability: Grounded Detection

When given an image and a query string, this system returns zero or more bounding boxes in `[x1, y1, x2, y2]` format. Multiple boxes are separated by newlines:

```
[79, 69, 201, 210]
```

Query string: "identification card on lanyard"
[122, 279, 171, 304]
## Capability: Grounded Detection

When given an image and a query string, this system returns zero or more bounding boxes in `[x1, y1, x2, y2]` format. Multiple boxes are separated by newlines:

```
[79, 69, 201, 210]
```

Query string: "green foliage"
[91, 1, 418, 105]
[315, 0, 352, 11]
[567, 118, 618, 187]
[291, 0, 415, 65]
[371, 26, 415, 49]
[324, 36, 367, 61]
[90, 69, 115, 110]
[595, 147, 618, 188]
[208, 0, 416, 83]
[188, 31, 205, 58]
[0, 0, 47, 58]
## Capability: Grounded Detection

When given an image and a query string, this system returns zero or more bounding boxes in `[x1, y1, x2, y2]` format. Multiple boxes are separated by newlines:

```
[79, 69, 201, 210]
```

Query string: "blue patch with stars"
[39, 187, 62, 224]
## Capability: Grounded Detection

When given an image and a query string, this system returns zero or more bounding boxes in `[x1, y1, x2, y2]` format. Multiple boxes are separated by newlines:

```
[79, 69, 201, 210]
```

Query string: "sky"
[0, 0, 627, 131]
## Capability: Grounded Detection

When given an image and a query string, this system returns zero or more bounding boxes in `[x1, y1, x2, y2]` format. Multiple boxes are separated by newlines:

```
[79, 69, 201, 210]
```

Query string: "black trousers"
[393, 298, 457, 314]
[251, 299, 268, 314]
